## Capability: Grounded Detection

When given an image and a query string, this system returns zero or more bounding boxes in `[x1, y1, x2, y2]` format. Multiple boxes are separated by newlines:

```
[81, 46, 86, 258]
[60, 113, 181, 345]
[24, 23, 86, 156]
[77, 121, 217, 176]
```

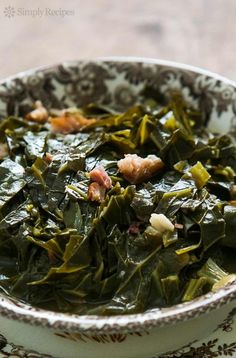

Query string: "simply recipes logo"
[3, 5, 75, 18]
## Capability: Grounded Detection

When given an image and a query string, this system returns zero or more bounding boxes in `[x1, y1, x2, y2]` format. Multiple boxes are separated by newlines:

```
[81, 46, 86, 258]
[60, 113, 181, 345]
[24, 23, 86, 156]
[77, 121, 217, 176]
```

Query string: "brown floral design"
[159, 308, 236, 358]
[55, 330, 149, 344]
[1, 60, 236, 125]
[160, 339, 236, 358]
[1, 309, 236, 357]
[217, 308, 236, 333]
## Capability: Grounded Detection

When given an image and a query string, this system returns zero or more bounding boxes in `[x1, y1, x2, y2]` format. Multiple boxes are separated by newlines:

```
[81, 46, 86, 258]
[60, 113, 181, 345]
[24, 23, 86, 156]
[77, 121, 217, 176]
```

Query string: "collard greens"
[0, 97, 236, 315]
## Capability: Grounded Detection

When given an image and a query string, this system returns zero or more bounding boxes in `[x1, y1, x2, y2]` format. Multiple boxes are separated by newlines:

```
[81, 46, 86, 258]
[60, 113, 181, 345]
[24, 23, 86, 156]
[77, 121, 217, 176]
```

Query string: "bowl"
[0, 57, 236, 358]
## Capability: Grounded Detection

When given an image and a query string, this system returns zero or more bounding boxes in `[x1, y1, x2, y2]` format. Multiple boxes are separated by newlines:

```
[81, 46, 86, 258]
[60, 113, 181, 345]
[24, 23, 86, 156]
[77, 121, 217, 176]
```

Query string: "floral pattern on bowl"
[0, 308, 236, 357]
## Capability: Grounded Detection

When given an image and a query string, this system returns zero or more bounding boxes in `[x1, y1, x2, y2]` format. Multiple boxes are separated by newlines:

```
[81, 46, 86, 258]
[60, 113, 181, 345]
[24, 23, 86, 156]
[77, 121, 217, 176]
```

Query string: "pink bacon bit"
[117, 154, 164, 184]
[88, 182, 106, 202]
[43, 152, 53, 163]
[89, 166, 112, 190]
[128, 222, 141, 234]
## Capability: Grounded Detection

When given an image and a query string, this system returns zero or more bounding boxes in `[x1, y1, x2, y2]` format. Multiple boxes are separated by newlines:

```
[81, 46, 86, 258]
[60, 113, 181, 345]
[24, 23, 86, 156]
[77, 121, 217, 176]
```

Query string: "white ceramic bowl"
[0, 58, 236, 358]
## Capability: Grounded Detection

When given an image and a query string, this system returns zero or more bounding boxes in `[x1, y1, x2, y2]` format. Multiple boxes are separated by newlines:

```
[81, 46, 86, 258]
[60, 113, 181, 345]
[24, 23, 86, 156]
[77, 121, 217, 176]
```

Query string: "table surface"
[0, 0, 236, 80]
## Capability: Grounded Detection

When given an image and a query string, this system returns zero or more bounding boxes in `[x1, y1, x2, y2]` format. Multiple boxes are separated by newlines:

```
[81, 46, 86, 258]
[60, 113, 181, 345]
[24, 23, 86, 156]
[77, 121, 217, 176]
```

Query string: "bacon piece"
[43, 152, 53, 163]
[25, 100, 48, 123]
[128, 222, 141, 234]
[88, 182, 106, 202]
[117, 154, 164, 184]
[89, 166, 112, 189]
[50, 112, 96, 134]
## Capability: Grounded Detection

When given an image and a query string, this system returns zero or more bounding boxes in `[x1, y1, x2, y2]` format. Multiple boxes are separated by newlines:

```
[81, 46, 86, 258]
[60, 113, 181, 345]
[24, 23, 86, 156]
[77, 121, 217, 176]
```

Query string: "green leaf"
[189, 161, 211, 189]
[0, 159, 26, 210]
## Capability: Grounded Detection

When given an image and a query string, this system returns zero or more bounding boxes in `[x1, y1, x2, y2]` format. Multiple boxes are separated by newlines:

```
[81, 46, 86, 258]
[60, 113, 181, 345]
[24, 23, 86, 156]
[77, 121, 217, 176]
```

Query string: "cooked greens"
[0, 97, 236, 315]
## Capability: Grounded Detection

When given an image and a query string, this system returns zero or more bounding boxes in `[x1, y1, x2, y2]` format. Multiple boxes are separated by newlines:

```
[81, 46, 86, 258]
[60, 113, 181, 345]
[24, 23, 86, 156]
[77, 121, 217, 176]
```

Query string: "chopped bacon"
[43, 152, 53, 163]
[88, 166, 112, 202]
[50, 112, 96, 134]
[89, 166, 112, 189]
[0, 143, 8, 159]
[128, 222, 141, 234]
[117, 154, 164, 184]
[25, 100, 48, 123]
[88, 182, 106, 202]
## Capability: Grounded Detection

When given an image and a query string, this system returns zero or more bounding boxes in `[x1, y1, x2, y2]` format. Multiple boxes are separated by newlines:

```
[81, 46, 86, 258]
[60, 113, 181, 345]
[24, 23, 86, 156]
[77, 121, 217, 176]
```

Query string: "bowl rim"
[1, 55, 236, 87]
[1, 57, 236, 333]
